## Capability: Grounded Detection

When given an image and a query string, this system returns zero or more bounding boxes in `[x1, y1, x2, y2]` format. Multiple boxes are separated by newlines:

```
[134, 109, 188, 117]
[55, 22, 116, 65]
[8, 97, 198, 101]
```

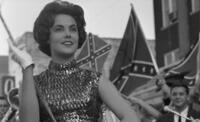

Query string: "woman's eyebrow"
[69, 24, 77, 27]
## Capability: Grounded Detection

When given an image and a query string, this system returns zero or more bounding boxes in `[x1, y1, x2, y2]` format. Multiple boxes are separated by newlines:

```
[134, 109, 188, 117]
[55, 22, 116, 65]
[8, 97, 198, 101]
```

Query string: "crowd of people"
[101, 72, 200, 122]
[4, 0, 200, 122]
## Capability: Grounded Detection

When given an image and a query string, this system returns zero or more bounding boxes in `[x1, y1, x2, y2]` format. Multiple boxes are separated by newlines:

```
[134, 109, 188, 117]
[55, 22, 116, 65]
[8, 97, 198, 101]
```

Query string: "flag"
[110, 5, 159, 96]
[168, 40, 199, 86]
[76, 33, 111, 72]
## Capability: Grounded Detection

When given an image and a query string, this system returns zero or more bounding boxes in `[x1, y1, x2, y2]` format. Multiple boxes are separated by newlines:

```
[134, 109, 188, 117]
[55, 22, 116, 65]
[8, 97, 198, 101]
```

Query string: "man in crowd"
[156, 72, 200, 122]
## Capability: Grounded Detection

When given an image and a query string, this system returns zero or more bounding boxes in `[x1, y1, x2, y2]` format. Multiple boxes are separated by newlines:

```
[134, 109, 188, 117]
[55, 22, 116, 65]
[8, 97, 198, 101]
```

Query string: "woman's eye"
[70, 27, 78, 32]
[54, 27, 63, 32]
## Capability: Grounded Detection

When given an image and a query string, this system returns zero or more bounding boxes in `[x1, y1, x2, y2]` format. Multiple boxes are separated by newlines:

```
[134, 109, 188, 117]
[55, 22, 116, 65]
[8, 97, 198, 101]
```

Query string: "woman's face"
[49, 14, 79, 58]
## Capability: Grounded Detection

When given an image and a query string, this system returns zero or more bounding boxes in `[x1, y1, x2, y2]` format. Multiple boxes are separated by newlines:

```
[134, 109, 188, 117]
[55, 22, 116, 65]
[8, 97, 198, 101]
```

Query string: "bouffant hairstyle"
[33, 1, 86, 56]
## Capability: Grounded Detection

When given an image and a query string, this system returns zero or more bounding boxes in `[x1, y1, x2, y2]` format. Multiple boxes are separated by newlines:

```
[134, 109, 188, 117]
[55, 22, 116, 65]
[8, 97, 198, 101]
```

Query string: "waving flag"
[110, 5, 159, 96]
[77, 33, 111, 72]
[168, 40, 199, 86]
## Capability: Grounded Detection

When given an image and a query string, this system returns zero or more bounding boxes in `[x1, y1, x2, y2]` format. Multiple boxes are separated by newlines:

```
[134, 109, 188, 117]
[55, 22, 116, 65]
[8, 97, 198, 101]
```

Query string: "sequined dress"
[34, 60, 102, 122]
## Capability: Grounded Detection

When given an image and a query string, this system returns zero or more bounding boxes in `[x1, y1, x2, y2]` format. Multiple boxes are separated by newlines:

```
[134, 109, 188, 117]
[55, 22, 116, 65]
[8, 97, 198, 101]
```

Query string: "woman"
[8, 1, 140, 122]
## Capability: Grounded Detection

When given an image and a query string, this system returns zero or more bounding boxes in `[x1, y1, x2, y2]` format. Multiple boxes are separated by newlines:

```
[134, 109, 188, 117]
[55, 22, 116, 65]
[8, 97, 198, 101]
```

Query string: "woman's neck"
[51, 53, 75, 64]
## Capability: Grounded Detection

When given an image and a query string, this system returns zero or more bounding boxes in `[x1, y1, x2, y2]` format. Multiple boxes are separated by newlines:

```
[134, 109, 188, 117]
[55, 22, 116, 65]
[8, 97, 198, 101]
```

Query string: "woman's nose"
[64, 29, 71, 38]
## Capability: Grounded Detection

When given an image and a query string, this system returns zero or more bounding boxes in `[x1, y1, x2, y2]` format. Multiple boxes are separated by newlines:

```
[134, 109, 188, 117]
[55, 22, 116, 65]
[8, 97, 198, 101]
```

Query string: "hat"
[165, 71, 189, 88]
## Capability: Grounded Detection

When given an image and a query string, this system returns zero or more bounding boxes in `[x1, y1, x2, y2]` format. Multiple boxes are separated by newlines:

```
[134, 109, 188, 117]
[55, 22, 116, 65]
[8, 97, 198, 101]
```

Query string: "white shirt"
[174, 106, 189, 122]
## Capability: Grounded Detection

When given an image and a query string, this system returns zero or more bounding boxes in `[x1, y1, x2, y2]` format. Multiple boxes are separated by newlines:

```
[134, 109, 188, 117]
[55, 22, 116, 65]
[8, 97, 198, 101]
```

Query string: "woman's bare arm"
[98, 75, 140, 122]
[19, 65, 39, 122]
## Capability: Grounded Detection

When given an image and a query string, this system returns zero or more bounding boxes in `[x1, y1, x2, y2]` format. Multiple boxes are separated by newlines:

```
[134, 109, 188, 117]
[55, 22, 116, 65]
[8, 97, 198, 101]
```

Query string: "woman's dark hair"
[33, 0, 86, 56]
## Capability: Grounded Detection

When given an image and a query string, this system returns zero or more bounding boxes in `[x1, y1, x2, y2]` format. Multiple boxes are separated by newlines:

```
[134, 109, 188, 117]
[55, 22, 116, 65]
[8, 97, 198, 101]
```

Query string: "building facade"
[154, 0, 200, 68]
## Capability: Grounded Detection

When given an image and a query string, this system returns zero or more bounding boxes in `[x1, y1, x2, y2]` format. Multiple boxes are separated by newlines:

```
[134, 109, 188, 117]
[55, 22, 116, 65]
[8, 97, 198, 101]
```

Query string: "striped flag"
[168, 40, 200, 86]
[76, 33, 111, 72]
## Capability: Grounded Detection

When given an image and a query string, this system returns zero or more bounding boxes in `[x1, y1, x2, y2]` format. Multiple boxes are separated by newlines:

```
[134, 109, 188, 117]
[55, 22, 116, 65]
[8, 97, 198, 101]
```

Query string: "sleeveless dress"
[34, 60, 102, 122]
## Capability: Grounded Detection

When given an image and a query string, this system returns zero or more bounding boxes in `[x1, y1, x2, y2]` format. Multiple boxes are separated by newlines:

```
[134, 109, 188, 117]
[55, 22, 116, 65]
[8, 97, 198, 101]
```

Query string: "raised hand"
[8, 39, 33, 69]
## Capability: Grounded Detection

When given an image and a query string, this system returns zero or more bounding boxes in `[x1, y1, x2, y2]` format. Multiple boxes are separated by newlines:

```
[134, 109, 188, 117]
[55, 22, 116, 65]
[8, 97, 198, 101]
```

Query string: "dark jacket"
[156, 104, 200, 122]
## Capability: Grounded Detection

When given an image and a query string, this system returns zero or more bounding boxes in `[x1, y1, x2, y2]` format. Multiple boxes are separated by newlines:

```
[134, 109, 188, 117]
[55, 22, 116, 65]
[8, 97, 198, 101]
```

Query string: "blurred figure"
[2, 88, 19, 122]
[101, 105, 120, 122]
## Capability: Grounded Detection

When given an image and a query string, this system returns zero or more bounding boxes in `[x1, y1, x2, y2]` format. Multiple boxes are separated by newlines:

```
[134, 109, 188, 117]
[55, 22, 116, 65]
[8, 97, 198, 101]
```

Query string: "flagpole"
[196, 34, 200, 83]
[0, 3, 15, 43]
[129, 85, 157, 97]
[131, 3, 161, 96]
[126, 3, 161, 98]
[130, 3, 137, 70]
[197, 34, 200, 90]
[193, 34, 200, 93]
[130, 3, 159, 74]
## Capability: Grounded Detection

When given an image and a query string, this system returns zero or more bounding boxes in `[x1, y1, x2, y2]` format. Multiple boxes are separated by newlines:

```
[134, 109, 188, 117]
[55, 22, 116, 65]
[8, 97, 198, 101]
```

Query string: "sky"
[0, 0, 155, 55]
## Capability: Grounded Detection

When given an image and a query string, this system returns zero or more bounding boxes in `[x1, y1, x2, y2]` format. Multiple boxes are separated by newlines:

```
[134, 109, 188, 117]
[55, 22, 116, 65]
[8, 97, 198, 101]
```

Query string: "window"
[191, 0, 200, 13]
[164, 48, 179, 66]
[162, 0, 177, 27]
[168, 0, 177, 13]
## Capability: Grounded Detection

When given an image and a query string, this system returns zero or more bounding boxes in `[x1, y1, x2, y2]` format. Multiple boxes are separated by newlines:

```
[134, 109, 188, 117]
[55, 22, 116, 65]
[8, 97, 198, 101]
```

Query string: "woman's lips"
[62, 41, 73, 46]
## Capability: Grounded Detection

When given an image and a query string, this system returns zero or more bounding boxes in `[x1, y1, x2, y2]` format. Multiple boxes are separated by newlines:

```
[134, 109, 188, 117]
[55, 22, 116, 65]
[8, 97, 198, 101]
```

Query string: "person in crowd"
[2, 88, 19, 122]
[189, 76, 200, 112]
[8, 1, 140, 122]
[155, 73, 172, 114]
[156, 72, 200, 122]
